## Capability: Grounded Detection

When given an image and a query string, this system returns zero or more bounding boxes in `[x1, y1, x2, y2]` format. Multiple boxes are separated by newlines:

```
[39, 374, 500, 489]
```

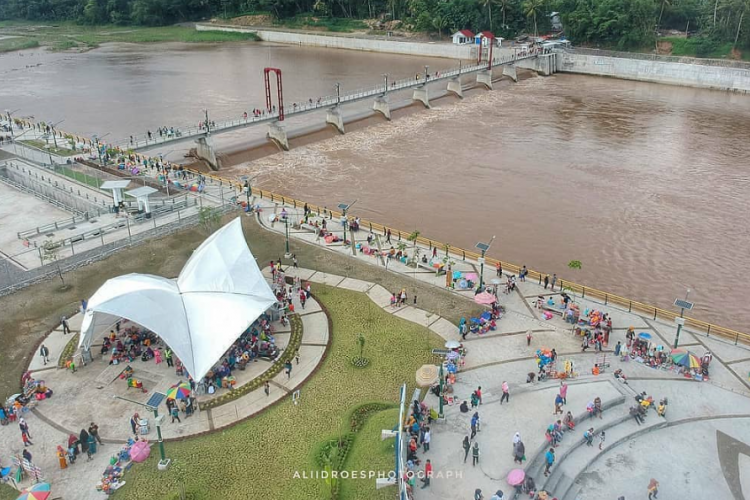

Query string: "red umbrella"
[474, 292, 497, 305]
[130, 440, 151, 463]
[507, 468, 525, 486]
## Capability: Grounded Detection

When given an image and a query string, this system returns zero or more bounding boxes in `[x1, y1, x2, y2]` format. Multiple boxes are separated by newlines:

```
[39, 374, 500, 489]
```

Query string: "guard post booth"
[125, 186, 158, 219]
[100, 180, 131, 215]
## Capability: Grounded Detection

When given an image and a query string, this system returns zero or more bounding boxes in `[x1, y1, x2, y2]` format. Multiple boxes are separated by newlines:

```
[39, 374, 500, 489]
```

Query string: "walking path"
[251, 202, 750, 500]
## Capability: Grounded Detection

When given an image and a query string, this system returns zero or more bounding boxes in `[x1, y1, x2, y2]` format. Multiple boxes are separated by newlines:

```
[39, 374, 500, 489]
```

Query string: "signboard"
[674, 299, 694, 310]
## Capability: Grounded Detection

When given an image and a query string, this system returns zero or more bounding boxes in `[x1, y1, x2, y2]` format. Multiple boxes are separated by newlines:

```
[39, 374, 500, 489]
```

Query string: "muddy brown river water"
[1, 42, 749, 330]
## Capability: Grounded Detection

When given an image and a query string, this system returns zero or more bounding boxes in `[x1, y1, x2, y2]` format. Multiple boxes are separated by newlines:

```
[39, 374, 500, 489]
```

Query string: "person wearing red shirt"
[421, 460, 432, 489]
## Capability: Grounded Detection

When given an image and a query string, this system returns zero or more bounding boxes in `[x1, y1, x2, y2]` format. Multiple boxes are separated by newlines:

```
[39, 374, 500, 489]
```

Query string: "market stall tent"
[78, 218, 277, 381]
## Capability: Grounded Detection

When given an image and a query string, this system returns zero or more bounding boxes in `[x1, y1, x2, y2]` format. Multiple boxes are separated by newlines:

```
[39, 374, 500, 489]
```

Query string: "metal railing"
[564, 47, 750, 70]
[17, 213, 92, 240]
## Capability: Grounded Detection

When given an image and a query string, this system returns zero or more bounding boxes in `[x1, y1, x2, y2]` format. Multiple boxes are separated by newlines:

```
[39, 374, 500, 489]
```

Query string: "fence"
[563, 47, 750, 70]
[0, 204, 238, 295]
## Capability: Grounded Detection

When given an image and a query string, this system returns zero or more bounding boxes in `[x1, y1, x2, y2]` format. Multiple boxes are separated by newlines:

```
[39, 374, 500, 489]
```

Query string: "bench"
[417, 261, 446, 276]
[542, 305, 563, 316]
[299, 223, 317, 233]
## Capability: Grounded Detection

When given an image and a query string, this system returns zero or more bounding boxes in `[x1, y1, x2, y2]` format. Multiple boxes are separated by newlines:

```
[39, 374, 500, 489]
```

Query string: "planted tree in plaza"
[41, 239, 67, 289]
[198, 206, 221, 235]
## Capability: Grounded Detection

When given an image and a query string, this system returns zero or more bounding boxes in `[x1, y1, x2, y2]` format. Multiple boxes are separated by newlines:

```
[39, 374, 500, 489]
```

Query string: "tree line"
[0, 0, 748, 51]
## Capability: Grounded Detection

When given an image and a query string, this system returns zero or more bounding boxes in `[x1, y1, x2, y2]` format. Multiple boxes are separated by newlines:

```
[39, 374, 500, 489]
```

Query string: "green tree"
[432, 14, 448, 37]
[524, 0, 544, 36]
[480, 0, 496, 31]
[41, 240, 67, 287]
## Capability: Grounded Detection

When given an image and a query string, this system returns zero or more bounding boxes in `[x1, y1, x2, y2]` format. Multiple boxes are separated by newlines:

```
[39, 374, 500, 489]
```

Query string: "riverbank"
[196, 22, 475, 59]
[0, 22, 258, 53]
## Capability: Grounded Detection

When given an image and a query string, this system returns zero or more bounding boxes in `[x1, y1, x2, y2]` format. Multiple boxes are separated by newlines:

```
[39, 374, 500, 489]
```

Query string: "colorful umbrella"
[474, 292, 497, 305]
[129, 440, 151, 463]
[670, 349, 701, 368]
[638, 332, 652, 340]
[415, 365, 439, 387]
[445, 340, 461, 349]
[507, 468, 525, 486]
[166, 381, 191, 400]
[16, 483, 51, 500]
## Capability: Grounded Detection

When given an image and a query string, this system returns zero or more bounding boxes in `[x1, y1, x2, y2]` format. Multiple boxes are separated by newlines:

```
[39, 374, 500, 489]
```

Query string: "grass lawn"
[54, 166, 104, 188]
[0, 484, 18, 500]
[342, 407, 400, 500]
[20, 139, 77, 157]
[113, 285, 443, 499]
[0, 23, 259, 53]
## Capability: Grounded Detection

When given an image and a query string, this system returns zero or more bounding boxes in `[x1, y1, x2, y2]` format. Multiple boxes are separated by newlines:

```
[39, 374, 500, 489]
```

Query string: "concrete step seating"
[555, 411, 667, 500]
[518, 392, 626, 499]
[532, 396, 666, 500]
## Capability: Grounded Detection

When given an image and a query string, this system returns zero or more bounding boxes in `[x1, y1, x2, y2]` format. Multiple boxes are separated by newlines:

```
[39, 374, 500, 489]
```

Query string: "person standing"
[462, 436, 471, 463]
[559, 381, 568, 405]
[648, 478, 659, 499]
[285, 361, 293, 379]
[475, 489, 484, 500]
[470, 413, 479, 440]
[500, 381, 510, 404]
[22, 449, 32, 464]
[56, 445, 68, 469]
[130, 413, 139, 435]
[526, 330, 532, 346]
[89, 422, 103, 445]
[544, 448, 555, 477]
[551, 274, 557, 291]
[164, 348, 173, 367]
[420, 459, 432, 489]
[79, 429, 91, 461]
[496, 261, 502, 277]
[39, 344, 50, 365]
[513, 437, 525, 464]
[472, 441, 480, 466]
[544, 275, 549, 289]
[386, 228, 392, 243]
[423, 427, 431, 453]
[170, 406, 181, 424]
[292, 254, 298, 268]
[476, 386, 483, 405]
[264, 381, 270, 396]
[19, 418, 31, 439]
[22, 432, 33, 447]
[61, 316, 70, 335]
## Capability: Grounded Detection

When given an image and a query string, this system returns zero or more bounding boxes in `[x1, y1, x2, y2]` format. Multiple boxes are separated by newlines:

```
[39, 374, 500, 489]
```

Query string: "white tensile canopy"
[78, 217, 277, 381]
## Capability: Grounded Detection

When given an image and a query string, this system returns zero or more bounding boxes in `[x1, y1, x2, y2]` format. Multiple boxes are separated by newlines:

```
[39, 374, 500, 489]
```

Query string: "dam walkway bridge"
[114, 52, 544, 154]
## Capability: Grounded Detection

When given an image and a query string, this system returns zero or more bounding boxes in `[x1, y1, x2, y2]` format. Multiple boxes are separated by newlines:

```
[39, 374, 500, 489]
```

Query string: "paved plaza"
[1, 194, 749, 499]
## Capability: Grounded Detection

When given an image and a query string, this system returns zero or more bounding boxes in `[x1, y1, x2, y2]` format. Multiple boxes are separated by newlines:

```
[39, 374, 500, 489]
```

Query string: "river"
[1, 42, 749, 331]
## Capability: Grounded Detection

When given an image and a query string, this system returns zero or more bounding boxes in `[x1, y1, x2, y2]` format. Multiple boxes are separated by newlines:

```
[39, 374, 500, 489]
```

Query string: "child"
[584, 428, 594, 447]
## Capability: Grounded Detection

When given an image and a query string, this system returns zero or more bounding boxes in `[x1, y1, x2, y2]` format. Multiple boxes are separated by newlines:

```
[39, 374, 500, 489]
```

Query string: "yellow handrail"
[14, 118, 750, 346]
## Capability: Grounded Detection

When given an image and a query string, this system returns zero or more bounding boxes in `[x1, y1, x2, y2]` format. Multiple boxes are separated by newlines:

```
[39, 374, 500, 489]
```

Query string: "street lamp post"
[335, 82, 341, 106]
[204, 110, 210, 135]
[438, 363, 444, 418]
[284, 216, 291, 257]
[240, 174, 260, 208]
[424, 65, 429, 81]
[5, 109, 19, 139]
[475, 236, 496, 290]
[47, 119, 64, 149]
[673, 289, 693, 348]
[338, 200, 358, 246]
[383, 74, 389, 94]
[113, 394, 169, 468]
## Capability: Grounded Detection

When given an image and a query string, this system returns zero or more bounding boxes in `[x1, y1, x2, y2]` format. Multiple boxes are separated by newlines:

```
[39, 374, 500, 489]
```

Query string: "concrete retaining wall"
[557, 52, 750, 93]
[196, 24, 476, 60]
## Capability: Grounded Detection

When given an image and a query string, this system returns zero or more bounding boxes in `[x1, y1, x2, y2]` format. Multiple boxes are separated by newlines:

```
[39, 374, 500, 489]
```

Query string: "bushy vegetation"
[0, 23, 259, 52]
